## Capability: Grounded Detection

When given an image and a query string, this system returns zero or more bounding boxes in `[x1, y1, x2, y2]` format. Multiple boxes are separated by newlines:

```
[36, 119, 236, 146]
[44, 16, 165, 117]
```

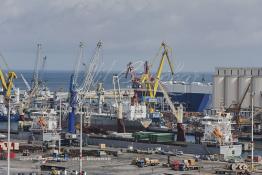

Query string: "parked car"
[176, 151, 184, 156]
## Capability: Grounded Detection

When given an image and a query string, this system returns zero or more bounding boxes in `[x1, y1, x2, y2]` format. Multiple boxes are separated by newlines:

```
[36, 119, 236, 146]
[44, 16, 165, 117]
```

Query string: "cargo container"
[149, 133, 174, 143]
[132, 132, 155, 141]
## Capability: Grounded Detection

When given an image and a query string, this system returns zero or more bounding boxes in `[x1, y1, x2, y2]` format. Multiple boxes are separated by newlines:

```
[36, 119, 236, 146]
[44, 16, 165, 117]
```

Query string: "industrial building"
[213, 67, 262, 110]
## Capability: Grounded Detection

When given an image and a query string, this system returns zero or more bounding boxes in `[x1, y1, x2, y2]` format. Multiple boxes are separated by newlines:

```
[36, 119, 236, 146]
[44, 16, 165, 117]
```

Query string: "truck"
[171, 159, 200, 171]
[132, 157, 160, 168]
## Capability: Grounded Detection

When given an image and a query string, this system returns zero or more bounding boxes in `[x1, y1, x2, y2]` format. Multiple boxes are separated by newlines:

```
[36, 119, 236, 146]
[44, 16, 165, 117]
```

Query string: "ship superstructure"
[201, 112, 242, 159]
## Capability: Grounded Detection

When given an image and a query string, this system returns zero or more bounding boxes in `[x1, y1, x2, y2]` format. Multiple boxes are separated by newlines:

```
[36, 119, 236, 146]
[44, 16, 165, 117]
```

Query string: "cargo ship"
[86, 111, 243, 159]
[0, 106, 20, 122]
[133, 80, 212, 113]
[89, 104, 152, 132]
[160, 81, 212, 112]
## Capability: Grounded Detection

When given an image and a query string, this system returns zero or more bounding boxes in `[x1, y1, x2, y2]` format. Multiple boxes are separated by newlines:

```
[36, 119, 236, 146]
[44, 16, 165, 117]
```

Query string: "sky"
[0, 0, 262, 72]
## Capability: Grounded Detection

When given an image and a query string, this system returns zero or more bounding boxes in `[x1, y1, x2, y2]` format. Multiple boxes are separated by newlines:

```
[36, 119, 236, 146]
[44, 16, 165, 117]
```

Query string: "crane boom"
[21, 74, 31, 91]
[82, 41, 102, 93]
[158, 82, 183, 123]
[158, 82, 185, 141]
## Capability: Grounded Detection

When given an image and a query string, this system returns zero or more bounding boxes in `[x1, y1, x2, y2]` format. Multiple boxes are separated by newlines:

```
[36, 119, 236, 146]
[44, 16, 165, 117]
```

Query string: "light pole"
[7, 100, 10, 175]
[80, 103, 83, 174]
[251, 92, 254, 172]
[59, 98, 62, 130]
[59, 98, 62, 154]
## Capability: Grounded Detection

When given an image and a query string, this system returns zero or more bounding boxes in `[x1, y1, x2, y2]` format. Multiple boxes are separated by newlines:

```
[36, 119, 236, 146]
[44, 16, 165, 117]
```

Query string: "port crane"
[151, 42, 175, 98]
[68, 41, 103, 134]
[139, 42, 175, 99]
[127, 42, 175, 101]
[32, 44, 42, 90]
[21, 44, 47, 112]
[125, 43, 185, 141]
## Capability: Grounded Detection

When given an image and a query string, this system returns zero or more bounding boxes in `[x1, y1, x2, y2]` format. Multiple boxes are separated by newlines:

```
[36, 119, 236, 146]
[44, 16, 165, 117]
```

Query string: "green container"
[133, 132, 155, 141]
[149, 133, 174, 143]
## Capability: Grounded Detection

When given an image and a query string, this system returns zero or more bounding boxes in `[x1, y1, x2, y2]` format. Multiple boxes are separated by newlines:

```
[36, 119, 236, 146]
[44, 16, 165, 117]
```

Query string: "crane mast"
[32, 44, 42, 90]
[113, 75, 125, 133]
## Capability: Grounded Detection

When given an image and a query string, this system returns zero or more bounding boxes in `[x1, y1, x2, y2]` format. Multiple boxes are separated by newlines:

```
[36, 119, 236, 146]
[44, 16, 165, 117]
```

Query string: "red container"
[4, 152, 16, 159]
[247, 155, 262, 163]
[254, 156, 262, 162]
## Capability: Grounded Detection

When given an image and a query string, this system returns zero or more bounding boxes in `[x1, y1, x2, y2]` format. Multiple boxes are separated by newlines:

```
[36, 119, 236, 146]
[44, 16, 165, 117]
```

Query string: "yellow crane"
[140, 42, 175, 99]
[0, 70, 17, 100]
[152, 42, 174, 97]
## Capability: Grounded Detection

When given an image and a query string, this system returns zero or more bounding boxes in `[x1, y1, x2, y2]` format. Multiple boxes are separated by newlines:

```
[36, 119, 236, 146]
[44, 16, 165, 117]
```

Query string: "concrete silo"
[252, 76, 262, 108]
[213, 75, 225, 109]
[224, 76, 238, 108]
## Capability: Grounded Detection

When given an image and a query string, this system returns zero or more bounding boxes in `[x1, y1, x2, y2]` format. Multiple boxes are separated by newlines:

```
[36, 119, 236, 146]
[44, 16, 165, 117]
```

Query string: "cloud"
[0, 0, 262, 71]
